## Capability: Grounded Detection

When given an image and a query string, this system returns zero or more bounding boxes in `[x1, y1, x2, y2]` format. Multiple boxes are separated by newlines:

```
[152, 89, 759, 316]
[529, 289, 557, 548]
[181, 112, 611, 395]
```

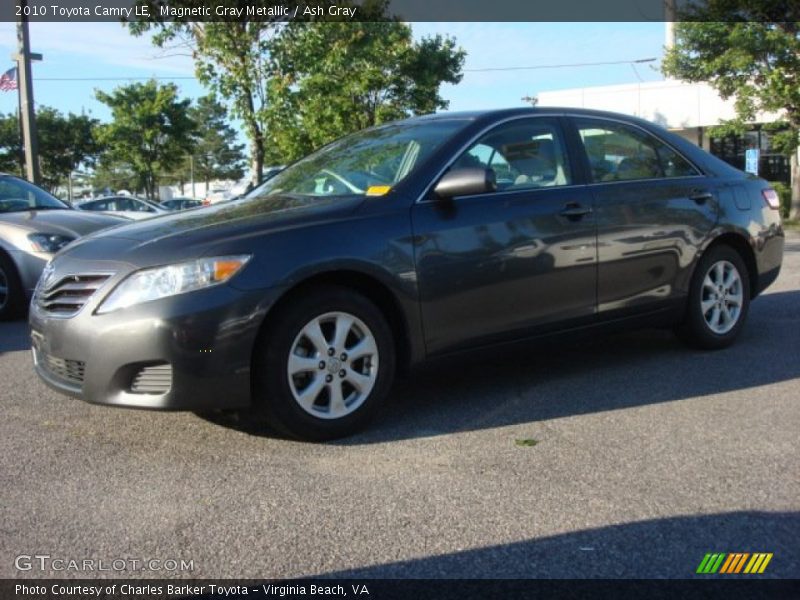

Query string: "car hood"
[60, 194, 364, 266]
[0, 209, 127, 236]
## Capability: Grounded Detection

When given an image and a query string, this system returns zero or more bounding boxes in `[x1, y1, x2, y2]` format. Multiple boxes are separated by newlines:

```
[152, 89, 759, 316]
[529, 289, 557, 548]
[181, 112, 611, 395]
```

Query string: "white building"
[538, 79, 791, 185]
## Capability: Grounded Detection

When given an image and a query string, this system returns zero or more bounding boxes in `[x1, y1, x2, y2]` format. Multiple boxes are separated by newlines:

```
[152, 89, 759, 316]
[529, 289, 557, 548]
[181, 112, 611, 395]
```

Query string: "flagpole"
[15, 0, 41, 185]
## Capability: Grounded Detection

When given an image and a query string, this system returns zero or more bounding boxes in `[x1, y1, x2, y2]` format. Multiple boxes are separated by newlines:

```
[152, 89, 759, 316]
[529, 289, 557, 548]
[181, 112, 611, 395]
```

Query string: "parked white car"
[75, 196, 169, 220]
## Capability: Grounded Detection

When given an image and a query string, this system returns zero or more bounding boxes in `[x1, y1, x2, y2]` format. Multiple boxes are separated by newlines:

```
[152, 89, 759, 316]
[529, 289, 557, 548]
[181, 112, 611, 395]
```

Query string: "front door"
[411, 117, 597, 356]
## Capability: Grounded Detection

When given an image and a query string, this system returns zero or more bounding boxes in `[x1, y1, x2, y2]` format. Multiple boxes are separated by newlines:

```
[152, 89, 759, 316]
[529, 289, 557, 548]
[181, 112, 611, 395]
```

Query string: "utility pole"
[14, 0, 42, 185]
[190, 155, 195, 198]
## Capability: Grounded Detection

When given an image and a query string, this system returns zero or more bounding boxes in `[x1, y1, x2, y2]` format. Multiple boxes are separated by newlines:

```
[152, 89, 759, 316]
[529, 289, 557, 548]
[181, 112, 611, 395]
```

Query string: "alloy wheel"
[287, 311, 379, 419]
[701, 260, 743, 335]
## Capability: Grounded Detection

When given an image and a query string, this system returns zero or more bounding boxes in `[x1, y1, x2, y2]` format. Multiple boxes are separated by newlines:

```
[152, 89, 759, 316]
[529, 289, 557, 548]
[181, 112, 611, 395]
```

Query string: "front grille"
[37, 349, 85, 386]
[36, 273, 112, 317]
[130, 363, 172, 394]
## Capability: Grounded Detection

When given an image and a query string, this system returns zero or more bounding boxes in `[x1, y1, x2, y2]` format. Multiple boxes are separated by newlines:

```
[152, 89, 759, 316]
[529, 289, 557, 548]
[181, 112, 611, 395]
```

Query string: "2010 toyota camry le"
[30, 108, 784, 440]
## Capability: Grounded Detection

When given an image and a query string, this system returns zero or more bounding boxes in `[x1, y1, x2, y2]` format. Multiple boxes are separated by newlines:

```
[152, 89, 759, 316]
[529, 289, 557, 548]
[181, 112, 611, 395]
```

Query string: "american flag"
[0, 67, 18, 92]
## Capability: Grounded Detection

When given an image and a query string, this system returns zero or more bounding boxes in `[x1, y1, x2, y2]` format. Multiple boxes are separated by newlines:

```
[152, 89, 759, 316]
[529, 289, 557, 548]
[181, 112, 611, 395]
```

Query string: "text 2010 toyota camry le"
[30, 108, 783, 440]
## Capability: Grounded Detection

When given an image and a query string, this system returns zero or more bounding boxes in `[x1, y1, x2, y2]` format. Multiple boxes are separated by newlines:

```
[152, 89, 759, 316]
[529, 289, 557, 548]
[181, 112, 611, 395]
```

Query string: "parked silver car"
[75, 195, 170, 220]
[0, 174, 126, 320]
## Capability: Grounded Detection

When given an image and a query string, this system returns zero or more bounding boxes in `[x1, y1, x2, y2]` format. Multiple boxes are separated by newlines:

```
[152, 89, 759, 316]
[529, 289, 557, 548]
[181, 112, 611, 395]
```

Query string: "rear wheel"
[0, 253, 26, 321]
[249, 286, 395, 441]
[676, 245, 750, 349]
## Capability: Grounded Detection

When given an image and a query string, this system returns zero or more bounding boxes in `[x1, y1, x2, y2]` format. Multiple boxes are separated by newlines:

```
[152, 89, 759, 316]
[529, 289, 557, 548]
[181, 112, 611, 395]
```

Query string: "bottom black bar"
[2, 579, 799, 600]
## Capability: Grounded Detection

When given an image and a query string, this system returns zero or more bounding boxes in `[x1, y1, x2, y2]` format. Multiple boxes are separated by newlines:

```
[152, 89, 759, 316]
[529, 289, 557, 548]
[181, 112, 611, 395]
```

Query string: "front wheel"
[250, 286, 395, 441]
[0, 253, 26, 321]
[676, 245, 750, 350]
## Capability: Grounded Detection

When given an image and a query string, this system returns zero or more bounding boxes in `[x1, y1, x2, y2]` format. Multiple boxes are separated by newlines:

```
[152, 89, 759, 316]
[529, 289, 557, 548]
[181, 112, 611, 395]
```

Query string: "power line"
[36, 76, 196, 81]
[463, 58, 657, 73]
[29, 58, 658, 82]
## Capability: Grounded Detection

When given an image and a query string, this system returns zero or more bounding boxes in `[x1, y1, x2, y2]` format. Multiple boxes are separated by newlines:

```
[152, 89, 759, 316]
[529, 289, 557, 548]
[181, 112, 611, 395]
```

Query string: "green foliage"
[95, 80, 196, 199]
[161, 95, 247, 189]
[0, 115, 21, 175]
[662, 15, 800, 156]
[0, 108, 100, 192]
[188, 95, 247, 186]
[128, 1, 465, 180]
[769, 180, 792, 218]
[128, 9, 282, 184]
[264, 20, 465, 162]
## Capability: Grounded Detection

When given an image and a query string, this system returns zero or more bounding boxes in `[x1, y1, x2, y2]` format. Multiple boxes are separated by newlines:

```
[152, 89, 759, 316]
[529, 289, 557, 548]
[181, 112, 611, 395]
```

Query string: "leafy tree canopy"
[0, 108, 100, 192]
[264, 19, 465, 162]
[95, 80, 196, 199]
[188, 95, 247, 186]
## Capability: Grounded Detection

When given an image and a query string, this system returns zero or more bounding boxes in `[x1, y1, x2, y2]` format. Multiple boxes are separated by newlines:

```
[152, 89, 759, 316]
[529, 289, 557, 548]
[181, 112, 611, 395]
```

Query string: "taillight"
[202, 199, 210, 206]
[762, 188, 780, 210]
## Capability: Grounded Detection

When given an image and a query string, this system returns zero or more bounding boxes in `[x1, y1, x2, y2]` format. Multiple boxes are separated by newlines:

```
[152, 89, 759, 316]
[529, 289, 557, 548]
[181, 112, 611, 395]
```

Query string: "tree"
[188, 95, 246, 188]
[0, 114, 22, 175]
[264, 20, 465, 162]
[95, 80, 196, 199]
[0, 108, 100, 192]
[662, 7, 800, 215]
[128, 6, 283, 186]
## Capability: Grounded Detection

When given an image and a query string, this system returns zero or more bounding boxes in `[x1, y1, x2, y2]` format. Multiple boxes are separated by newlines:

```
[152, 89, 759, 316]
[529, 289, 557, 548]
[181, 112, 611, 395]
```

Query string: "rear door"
[411, 116, 597, 355]
[569, 117, 717, 317]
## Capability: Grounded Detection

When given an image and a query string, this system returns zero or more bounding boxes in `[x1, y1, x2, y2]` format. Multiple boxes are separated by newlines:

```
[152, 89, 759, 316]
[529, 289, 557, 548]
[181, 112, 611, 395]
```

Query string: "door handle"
[689, 190, 713, 204]
[559, 203, 593, 220]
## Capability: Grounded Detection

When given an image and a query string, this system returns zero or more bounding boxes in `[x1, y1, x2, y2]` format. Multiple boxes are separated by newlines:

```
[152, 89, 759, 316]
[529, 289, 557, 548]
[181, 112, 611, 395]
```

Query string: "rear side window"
[576, 118, 699, 183]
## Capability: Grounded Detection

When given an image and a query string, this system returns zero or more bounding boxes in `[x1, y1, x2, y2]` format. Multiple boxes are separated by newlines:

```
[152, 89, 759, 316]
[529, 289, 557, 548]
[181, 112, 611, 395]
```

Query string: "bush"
[768, 181, 792, 219]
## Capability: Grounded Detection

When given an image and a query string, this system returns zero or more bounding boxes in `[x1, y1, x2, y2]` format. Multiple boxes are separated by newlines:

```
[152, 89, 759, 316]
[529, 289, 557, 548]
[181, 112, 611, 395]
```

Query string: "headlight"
[28, 233, 75, 252]
[96, 255, 251, 314]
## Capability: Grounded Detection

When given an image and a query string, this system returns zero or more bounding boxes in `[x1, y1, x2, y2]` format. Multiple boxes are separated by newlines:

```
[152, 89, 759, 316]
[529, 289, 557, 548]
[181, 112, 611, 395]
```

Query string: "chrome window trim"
[566, 113, 705, 181]
[415, 114, 571, 205]
[415, 112, 707, 205]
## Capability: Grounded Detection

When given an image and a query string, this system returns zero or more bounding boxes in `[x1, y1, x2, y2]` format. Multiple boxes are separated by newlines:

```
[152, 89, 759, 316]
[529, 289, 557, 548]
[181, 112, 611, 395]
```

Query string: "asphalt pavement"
[1, 234, 798, 579]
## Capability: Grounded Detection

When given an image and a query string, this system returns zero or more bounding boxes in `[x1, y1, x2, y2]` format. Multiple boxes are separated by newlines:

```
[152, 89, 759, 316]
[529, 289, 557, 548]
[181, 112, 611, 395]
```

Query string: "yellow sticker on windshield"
[366, 186, 392, 196]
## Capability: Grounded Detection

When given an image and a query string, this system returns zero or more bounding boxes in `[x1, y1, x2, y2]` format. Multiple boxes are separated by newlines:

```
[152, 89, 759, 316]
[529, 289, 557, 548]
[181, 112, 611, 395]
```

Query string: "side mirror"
[433, 168, 497, 199]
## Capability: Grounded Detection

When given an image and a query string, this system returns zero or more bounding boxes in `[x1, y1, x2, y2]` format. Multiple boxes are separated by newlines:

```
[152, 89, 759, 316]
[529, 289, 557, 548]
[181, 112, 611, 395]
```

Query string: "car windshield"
[0, 176, 68, 213]
[245, 119, 469, 200]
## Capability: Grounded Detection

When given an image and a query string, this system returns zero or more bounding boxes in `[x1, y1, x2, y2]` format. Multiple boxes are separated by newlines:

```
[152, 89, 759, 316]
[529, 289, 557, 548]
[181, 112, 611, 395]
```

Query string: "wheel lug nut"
[318, 361, 326, 369]
[339, 369, 346, 378]
[327, 348, 335, 356]
[340, 353, 347, 361]
[325, 374, 333, 383]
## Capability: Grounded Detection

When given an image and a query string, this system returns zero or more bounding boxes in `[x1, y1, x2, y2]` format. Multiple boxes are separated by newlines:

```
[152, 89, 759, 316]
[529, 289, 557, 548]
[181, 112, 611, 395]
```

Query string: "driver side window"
[451, 119, 572, 192]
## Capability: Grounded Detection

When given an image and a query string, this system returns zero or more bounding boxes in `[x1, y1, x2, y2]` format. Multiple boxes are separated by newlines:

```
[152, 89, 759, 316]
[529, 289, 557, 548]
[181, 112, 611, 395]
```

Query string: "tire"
[676, 245, 750, 350]
[249, 285, 396, 441]
[0, 252, 26, 321]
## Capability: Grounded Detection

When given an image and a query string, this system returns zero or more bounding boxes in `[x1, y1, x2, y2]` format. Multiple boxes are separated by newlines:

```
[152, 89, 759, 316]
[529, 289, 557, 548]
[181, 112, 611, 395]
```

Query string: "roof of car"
[404, 107, 658, 127]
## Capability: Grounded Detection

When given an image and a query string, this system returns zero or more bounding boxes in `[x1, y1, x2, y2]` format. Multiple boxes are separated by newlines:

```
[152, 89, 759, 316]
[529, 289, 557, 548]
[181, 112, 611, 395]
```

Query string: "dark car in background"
[161, 197, 203, 211]
[0, 174, 125, 320]
[29, 108, 783, 440]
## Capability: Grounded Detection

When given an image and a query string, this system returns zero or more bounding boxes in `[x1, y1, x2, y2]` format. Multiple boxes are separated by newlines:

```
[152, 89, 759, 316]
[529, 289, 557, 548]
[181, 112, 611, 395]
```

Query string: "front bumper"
[30, 281, 280, 411]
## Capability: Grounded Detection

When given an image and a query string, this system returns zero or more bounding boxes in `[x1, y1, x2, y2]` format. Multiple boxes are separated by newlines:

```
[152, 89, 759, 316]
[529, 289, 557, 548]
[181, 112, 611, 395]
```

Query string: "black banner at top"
[1, 0, 799, 23]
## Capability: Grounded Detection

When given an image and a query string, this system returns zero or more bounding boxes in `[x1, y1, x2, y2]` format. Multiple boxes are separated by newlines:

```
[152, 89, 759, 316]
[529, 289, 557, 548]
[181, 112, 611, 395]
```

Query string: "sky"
[0, 21, 668, 135]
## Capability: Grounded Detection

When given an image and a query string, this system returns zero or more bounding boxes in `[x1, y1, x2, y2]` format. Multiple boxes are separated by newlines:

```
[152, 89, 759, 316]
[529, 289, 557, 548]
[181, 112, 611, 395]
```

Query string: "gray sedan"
[0, 174, 126, 320]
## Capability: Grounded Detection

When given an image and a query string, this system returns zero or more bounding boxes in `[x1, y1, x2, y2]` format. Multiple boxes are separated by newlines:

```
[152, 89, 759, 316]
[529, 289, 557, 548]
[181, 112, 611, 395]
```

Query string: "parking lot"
[1, 234, 798, 579]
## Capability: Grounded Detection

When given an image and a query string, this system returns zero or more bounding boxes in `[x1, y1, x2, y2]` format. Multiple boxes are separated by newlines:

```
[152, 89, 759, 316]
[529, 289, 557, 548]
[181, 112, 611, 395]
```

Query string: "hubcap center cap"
[327, 358, 342, 374]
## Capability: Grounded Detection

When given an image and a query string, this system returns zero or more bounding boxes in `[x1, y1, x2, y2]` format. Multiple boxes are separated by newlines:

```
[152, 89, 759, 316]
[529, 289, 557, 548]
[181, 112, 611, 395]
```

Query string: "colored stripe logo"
[696, 552, 773, 574]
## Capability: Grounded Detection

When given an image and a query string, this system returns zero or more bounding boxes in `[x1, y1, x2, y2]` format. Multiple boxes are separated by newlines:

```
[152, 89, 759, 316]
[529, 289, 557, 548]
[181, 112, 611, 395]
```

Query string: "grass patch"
[783, 219, 800, 231]
[514, 438, 539, 447]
